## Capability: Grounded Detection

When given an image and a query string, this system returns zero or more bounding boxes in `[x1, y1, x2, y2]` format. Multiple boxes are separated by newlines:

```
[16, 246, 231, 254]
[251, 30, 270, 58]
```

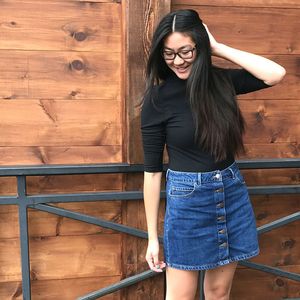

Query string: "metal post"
[199, 270, 205, 300]
[17, 176, 31, 300]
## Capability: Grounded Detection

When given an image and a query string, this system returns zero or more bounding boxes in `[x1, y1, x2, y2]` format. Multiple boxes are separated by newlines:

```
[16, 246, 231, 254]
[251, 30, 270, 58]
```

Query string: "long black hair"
[141, 9, 246, 161]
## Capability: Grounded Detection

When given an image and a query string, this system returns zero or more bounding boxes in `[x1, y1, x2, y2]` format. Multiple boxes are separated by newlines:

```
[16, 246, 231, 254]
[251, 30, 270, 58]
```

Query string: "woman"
[140, 9, 285, 300]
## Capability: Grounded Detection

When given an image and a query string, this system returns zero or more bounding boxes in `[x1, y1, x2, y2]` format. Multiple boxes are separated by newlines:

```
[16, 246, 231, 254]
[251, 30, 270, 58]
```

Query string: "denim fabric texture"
[163, 161, 259, 270]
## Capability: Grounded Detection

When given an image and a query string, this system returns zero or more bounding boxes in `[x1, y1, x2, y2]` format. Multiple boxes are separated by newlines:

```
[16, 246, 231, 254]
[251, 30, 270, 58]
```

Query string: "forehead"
[163, 32, 194, 49]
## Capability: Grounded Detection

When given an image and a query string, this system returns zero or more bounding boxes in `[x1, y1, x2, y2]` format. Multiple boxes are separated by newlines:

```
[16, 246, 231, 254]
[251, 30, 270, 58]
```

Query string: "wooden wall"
[0, 0, 123, 299]
[171, 1, 300, 299]
[0, 0, 299, 299]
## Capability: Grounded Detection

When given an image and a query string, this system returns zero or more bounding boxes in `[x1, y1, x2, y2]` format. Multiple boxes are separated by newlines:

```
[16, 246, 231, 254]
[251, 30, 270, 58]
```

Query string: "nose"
[173, 53, 184, 65]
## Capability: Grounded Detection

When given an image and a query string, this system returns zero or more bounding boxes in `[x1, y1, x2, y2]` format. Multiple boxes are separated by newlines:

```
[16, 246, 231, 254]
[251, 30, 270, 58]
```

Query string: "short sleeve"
[140, 90, 166, 172]
[227, 68, 272, 95]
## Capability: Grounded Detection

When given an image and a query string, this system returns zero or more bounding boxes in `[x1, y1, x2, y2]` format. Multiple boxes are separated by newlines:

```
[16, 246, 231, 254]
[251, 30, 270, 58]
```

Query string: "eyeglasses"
[162, 45, 197, 61]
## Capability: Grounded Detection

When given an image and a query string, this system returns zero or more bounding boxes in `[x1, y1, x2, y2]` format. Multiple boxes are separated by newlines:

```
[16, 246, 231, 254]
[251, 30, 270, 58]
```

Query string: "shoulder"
[141, 83, 166, 113]
[141, 83, 167, 127]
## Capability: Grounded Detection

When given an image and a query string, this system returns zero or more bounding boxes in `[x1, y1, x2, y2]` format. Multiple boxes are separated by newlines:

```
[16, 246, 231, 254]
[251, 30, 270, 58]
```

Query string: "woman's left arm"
[204, 24, 286, 86]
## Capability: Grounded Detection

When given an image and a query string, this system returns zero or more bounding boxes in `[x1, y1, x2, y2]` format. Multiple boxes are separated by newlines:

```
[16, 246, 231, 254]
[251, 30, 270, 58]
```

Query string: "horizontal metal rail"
[239, 261, 300, 281]
[27, 201, 300, 297]
[257, 212, 300, 234]
[77, 269, 160, 300]
[1, 184, 300, 206]
[0, 158, 299, 177]
[0, 158, 299, 300]
[32, 203, 155, 242]
[31, 204, 300, 256]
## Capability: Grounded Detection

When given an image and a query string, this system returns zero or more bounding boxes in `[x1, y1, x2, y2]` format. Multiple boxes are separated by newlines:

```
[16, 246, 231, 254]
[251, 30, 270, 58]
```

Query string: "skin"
[144, 23, 286, 299]
[163, 32, 197, 80]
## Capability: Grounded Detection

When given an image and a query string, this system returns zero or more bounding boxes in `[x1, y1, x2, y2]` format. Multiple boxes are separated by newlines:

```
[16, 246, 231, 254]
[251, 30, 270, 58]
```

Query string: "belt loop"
[229, 167, 235, 179]
[197, 172, 202, 185]
[166, 169, 170, 181]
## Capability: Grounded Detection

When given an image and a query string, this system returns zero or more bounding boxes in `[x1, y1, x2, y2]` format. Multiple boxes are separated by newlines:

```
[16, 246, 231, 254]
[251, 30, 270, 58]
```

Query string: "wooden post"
[121, 1, 170, 299]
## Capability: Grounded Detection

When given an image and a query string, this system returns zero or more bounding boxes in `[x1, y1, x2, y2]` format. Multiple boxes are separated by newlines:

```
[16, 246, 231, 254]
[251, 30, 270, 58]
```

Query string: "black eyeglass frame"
[162, 45, 197, 61]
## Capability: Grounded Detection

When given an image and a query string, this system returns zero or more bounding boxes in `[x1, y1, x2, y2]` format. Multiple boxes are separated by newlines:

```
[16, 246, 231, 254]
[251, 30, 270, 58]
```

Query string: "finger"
[146, 256, 159, 271]
[153, 255, 160, 268]
[157, 261, 166, 270]
[153, 265, 163, 272]
[153, 258, 165, 272]
[146, 254, 164, 272]
[146, 256, 154, 269]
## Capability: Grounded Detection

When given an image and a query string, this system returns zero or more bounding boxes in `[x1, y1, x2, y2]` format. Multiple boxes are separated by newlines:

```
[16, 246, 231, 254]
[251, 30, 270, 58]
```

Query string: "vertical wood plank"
[123, 0, 171, 164]
[121, 1, 170, 299]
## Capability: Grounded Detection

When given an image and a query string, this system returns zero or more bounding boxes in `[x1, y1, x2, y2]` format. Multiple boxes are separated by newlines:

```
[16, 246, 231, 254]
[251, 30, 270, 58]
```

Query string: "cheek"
[165, 60, 173, 68]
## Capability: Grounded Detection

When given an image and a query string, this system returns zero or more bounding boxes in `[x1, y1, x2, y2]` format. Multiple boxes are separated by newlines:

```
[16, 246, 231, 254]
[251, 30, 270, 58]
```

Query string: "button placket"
[214, 179, 229, 260]
[216, 202, 224, 208]
[218, 228, 226, 234]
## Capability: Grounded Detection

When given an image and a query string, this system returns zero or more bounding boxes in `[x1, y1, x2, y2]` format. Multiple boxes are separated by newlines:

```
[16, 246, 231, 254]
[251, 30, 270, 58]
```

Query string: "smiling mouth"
[175, 66, 189, 73]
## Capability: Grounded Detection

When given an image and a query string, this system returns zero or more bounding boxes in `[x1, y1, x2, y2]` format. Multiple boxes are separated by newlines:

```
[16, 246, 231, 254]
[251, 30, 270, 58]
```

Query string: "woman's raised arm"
[204, 23, 286, 86]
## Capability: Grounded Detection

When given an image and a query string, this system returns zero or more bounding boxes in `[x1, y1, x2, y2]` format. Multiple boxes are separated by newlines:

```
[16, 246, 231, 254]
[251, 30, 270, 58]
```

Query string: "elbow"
[264, 66, 286, 86]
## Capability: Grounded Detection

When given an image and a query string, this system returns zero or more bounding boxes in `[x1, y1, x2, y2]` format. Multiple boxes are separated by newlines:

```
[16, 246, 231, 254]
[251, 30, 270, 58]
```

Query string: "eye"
[180, 49, 193, 55]
[163, 51, 174, 56]
[181, 50, 191, 54]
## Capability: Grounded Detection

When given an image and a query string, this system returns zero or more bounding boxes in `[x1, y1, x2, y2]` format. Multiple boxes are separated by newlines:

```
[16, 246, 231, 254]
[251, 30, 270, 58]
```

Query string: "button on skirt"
[163, 161, 259, 270]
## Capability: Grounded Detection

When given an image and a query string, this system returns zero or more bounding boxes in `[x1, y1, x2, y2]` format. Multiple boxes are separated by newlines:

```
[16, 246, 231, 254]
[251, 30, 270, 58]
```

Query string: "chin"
[175, 72, 190, 80]
[171, 68, 191, 80]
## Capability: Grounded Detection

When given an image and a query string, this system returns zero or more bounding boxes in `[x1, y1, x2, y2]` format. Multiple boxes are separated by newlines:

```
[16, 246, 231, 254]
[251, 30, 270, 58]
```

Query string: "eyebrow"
[163, 45, 193, 51]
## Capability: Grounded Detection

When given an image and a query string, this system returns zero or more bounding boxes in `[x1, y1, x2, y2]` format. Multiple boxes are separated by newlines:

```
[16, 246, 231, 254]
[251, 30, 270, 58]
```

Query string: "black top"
[140, 68, 271, 172]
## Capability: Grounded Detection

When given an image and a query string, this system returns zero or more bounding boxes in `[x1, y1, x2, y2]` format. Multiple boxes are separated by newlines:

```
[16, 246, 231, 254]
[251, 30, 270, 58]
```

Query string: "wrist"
[148, 235, 158, 241]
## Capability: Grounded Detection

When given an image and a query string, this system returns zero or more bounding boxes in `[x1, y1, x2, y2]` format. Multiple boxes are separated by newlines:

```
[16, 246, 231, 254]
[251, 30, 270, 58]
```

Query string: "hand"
[145, 239, 166, 272]
[203, 23, 220, 55]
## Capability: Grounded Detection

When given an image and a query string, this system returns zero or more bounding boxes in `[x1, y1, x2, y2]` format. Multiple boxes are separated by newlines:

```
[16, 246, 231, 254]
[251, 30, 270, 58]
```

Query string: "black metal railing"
[0, 158, 299, 300]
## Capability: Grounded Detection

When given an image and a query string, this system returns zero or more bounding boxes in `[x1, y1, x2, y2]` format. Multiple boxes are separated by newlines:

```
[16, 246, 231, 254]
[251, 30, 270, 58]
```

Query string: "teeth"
[177, 66, 188, 71]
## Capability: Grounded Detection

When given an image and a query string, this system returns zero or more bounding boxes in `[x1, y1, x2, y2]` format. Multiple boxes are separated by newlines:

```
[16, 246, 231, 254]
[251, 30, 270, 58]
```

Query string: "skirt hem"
[165, 248, 260, 271]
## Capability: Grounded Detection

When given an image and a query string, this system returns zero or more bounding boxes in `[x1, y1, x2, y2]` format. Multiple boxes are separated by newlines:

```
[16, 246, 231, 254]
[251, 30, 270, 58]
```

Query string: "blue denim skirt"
[163, 161, 259, 270]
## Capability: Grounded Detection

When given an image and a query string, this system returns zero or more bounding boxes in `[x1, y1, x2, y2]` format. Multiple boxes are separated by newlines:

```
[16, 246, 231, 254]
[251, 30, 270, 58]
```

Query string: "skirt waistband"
[166, 161, 239, 184]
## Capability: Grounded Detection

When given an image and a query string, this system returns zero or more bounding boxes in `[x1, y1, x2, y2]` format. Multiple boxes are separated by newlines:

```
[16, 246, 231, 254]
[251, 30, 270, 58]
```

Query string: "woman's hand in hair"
[203, 23, 220, 55]
[203, 23, 285, 85]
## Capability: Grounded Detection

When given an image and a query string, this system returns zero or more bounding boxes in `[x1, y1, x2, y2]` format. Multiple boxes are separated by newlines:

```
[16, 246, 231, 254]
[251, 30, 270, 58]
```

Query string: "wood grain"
[0, 124, 121, 146]
[231, 266, 300, 299]
[0, 234, 121, 282]
[0, 1, 121, 52]
[0, 0, 123, 298]
[239, 100, 300, 143]
[241, 169, 300, 186]
[243, 143, 300, 158]
[0, 201, 122, 239]
[0, 100, 120, 123]
[0, 51, 121, 100]
[0, 146, 122, 165]
[172, 5, 300, 55]
[252, 194, 300, 225]
[252, 222, 300, 267]
[0, 276, 121, 300]
[0, 100, 121, 146]
[0, 173, 122, 197]
[0, 0, 298, 299]
[172, 0, 300, 9]
[121, 0, 171, 298]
